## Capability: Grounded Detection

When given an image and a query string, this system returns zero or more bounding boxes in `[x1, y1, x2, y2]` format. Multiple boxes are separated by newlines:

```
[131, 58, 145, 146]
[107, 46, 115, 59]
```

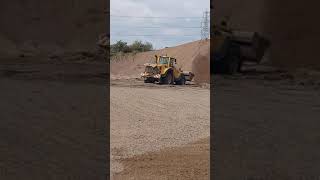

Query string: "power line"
[201, 10, 210, 40]
[111, 26, 202, 29]
[111, 33, 199, 35]
[111, 34, 198, 37]
[110, 15, 203, 19]
[112, 38, 200, 43]
[112, 37, 201, 42]
[110, 36, 199, 41]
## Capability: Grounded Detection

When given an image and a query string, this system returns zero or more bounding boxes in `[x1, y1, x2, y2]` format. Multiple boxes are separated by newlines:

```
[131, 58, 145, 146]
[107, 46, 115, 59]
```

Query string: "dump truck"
[141, 55, 194, 85]
[212, 22, 270, 74]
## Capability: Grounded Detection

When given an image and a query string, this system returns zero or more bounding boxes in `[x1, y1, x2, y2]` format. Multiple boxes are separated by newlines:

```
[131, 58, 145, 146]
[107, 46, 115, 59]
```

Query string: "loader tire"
[144, 78, 154, 83]
[160, 71, 174, 85]
[175, 75, 185, 85]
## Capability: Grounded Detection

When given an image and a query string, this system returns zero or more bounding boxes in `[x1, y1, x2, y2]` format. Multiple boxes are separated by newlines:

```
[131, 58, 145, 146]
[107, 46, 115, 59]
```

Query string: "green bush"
[110, 40, 153, 57]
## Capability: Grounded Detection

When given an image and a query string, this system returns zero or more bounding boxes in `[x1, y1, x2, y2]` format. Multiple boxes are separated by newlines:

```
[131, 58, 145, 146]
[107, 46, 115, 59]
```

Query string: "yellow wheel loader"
[141, 55, 194, 85]
[212, 21, 270, 74]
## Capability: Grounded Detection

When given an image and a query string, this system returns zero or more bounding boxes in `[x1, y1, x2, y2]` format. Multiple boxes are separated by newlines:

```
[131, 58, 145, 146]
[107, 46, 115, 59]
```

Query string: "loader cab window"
[159, 57, 169, 64]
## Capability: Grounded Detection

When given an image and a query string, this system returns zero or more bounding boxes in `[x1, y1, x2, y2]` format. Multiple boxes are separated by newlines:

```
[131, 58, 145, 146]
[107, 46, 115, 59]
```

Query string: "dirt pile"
[212, 0, 265, 32]
[0, 0, 107, 59]
[192, 53, 210, 83]
[111, 39, 210, 83]
[213, 0, 320, 69]
[263, 1, 320, 69]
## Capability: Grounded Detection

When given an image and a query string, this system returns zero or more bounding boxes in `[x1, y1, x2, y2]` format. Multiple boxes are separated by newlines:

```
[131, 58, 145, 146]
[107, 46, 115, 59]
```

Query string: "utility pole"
[201, 10, 210, 40]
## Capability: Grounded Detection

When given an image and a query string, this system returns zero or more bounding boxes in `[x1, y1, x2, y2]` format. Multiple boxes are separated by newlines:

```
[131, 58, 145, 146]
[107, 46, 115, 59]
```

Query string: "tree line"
[110, 40, 153, 56]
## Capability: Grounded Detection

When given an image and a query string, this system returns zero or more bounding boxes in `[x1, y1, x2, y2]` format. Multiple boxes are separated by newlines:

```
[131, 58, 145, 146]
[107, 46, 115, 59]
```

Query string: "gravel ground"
[213, 72, 320, 179]
[113, 138, 210, 180]
[0, 62, 107, 179]
[110, 80, 210, 178]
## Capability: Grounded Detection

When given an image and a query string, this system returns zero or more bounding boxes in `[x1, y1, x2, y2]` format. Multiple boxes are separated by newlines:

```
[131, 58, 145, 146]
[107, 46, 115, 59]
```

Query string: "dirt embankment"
[0, 0, 107, 59]
[213, 0, 320, 69]
[263, 1, 320, 69]
[110, 39, 210, 83]
[192, 53, 210, 83]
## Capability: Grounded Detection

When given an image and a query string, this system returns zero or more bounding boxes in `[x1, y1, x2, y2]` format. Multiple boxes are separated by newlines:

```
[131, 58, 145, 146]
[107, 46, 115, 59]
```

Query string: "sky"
[110, 0, 210, 49]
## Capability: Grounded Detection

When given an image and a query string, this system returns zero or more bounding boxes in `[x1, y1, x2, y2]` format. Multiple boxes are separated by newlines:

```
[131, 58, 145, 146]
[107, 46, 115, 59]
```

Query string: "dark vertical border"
[0, 1, 111, 179]
[106, 0, 111, 179]
[210, 1, 214, 180]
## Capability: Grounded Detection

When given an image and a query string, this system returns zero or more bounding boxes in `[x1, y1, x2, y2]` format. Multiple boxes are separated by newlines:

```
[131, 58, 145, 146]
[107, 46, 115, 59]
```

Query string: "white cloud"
[111, 0, 209, 49]
[111, 0, 153, 17]
[162, 28, 183, 36]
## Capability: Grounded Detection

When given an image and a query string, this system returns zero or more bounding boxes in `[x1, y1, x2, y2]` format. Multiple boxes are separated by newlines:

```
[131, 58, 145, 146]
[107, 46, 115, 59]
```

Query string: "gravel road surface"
[110, 80, 210, 178]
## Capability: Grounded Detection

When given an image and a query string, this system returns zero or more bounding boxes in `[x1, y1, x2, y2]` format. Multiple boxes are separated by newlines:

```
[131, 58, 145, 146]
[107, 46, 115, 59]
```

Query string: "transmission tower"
[201, 10, 210, 40]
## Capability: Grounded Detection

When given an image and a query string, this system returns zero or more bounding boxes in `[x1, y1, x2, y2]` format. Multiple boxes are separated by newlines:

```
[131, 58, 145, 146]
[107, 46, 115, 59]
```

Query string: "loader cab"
[158, 56, 175, 67]
[155, 55, 177, 68]
[159, 56, 169, 65]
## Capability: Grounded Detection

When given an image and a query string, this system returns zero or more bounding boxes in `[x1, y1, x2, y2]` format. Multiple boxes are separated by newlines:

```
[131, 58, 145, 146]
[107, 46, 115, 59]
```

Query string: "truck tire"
[175, 74, 185, 85]
[160, 70, 174, 85]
